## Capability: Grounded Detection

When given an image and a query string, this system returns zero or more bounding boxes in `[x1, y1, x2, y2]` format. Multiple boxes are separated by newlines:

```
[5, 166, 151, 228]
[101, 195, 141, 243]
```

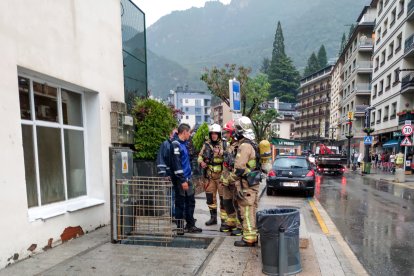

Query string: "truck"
[314, 144, 347, 176]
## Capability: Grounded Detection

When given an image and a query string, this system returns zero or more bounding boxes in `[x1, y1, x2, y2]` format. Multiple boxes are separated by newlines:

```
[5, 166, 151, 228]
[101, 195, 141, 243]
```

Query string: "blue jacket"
[171, 134, 192, 184]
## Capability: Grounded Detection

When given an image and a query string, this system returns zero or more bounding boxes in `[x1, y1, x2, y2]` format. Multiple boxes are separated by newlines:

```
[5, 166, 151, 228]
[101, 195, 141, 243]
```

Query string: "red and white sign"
[402, 125, 413, 136]
[401, 136, 412, 146]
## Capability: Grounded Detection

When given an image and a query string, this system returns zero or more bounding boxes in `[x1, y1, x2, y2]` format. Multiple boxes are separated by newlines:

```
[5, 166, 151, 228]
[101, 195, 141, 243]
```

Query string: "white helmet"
[209, 123, 221, 133]
[235, 116, 255, 140]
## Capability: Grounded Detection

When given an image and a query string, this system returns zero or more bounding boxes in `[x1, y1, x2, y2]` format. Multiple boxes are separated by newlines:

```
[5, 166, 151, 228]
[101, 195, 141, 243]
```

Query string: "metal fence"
[115, 177, 183, 243]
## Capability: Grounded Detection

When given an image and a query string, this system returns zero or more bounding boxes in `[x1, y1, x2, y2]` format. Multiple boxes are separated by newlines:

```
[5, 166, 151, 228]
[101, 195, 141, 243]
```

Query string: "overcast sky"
[133, 0, 231, 27]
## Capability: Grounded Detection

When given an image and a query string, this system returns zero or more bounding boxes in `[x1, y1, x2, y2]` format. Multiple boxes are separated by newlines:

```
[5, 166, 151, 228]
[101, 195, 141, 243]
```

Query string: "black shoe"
[234, 239, 257, 247]
[219, 224, 231, 232]
[187, 225, 203, 233]
[231, 228, 242, 236]
[205, 209, 218, 226]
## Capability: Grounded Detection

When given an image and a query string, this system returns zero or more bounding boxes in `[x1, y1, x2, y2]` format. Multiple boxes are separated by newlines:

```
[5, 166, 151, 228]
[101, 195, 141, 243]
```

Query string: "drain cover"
[120, 236, 213, 249]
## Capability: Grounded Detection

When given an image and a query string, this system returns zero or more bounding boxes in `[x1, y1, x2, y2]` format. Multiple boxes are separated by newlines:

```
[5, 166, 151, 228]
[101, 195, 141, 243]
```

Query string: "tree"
[260, 57, 271, 75]
[268, 22, 300, 102]
[317, 45, 328, 69]
[339, 32, 347, 55]
[201, 64, 254, 115]
[192, 122, 209, 152]
[303, 52, 320, 77]
[245, 73, 270, 117]
[251, 109, 279, 142]
[132, 98, 177, 160]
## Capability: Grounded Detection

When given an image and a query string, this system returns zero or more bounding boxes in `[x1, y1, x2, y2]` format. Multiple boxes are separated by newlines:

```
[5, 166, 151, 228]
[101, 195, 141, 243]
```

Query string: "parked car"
[266, 155, 315, 197]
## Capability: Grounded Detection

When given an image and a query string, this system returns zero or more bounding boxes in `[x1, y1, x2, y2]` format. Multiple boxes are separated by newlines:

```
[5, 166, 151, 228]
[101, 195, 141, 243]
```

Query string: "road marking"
[308, 199, 330, 235]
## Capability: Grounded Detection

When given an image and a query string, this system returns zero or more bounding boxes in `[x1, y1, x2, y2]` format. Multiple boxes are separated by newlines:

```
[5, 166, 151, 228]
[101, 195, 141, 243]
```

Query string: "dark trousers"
[174, 185, 196, 227]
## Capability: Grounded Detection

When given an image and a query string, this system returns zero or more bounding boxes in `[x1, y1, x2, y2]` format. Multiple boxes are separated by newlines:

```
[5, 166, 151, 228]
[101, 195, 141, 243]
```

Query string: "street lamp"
[363, 107, 375, 173]
[345, 117, 354, 168]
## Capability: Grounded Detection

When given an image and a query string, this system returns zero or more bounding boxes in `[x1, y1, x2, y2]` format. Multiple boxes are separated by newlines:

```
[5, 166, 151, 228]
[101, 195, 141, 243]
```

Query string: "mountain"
[146, 0, 371, 98]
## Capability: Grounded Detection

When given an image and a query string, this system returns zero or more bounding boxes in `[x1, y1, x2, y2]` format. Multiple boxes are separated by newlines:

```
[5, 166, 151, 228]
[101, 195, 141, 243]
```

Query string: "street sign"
[364, 136, 373, 145]
[401, 136, 412, 146]
[402, 125, 413, 136]
[229, 79, 241, 112]
[393, 131, 402, 137]
[405, 120, 412, 126]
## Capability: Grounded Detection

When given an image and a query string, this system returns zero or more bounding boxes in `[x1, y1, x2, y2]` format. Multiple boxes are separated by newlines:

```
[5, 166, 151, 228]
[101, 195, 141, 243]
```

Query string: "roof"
[300, 65, 333, 82]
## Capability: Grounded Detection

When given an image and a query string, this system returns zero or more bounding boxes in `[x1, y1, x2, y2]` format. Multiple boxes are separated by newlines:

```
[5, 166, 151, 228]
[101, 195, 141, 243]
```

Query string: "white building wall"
[0, 0, 124, 268]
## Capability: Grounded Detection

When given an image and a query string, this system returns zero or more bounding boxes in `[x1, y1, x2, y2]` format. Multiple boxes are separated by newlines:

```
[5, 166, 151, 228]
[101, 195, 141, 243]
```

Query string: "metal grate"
[115, 177, 183, 243]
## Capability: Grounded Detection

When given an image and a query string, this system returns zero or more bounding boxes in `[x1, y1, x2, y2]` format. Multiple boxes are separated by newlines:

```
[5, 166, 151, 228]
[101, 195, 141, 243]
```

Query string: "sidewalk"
[0, 182, 366, 276]
[359, 167, 414, 186]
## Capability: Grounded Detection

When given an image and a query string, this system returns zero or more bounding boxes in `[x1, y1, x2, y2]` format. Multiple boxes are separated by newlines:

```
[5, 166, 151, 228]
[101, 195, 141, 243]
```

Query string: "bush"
[192, 122, 209, 152]
[132, 98, 177, 160]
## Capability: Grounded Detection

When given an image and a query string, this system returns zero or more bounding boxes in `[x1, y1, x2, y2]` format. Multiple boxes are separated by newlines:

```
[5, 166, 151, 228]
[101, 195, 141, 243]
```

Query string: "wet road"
[315, 173, 414, 276]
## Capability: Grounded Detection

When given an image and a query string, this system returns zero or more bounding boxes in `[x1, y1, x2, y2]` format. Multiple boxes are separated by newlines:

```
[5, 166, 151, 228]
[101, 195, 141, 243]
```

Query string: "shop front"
[271, 137, 303, 159]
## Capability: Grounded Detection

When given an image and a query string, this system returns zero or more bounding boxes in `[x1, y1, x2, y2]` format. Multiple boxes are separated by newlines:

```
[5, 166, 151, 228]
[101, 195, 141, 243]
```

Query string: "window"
[391, 8, 397, 26]
[196, 115, 202, 124]
[388, 42, 394, 59]
[378, 0, 383, 15]
[394, 68, 400, 85]
[383, 19, 388, 36]
[185, 115, 189, 119]
[379, 80, 384, 94]
[377, 109, 382, 124]
[184, 99, 189, 104]
[18, 76, 86, 208]
[371, 112, 376, 126]
[398, 0, 405, 18]
[195, 99, 202, 107]
[391, 102, 397, 118]
[386, 74, 392, 90]
[375, 57, 380, 71]
[384, 105, 389, 121]
[185, 107, 189, 112]
[377, 28, 382, 43]
[396, 33, 403, 52]
[195, 107, 202, 114]
[381, 50, 386, 66]
[373, 84, 378, 99]
[352, 59, 356, 71]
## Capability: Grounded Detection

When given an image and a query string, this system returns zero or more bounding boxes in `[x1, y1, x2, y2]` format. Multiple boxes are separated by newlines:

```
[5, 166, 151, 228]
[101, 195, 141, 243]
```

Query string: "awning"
[382, 139, 399, 148]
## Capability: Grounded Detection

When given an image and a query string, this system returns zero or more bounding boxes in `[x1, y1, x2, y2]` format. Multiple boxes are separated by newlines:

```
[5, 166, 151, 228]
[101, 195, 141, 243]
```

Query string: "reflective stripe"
[157, 165, 167, 168]
[174, 170, 184, 174]
[245, 206, 252, 233]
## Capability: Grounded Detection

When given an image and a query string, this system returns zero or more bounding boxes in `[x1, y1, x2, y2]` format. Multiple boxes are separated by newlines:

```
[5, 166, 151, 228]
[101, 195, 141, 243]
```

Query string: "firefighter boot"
[234, 239, 257, 247]
[231, 228, 242, 236]
[219, 224, 231, 233]
[205, 209, 218, 226]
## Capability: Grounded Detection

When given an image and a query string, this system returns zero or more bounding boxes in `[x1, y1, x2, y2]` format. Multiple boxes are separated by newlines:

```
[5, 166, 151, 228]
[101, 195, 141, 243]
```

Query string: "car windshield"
[273, 157, 308, 169]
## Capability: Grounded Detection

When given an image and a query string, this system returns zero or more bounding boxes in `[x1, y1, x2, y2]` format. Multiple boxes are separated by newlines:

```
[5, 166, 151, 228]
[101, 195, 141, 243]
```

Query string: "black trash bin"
[257, 208, 301, 276]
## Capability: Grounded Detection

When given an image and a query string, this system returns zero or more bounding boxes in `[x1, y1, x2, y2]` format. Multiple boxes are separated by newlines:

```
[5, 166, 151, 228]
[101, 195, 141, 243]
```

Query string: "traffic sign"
[402, 125, 413, 136]
[401, 136, 412, 146]
[364, 136, 373, 145]
[229, 79, 241, 112]
[405, 120, 412, 126]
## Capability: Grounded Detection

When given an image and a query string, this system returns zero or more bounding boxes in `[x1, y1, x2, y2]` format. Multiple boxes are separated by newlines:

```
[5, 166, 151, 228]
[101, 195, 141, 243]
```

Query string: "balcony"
[313, 98, 330, 106]
[400, 72, 414, 94]
[398, 111, 414, 125]
[404, 33, 414, 57]
[408, 0, 414, 21]
[359, 15, 375, 26]
[356, 61, 373, 73]
[355, 83, 371, 95]
[354, 105, 369, 116]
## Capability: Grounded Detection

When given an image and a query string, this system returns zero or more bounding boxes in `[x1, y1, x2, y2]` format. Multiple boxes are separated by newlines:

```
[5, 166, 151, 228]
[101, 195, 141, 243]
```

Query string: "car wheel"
[266, 187, 273, 196]
[306, 189, 315, 198]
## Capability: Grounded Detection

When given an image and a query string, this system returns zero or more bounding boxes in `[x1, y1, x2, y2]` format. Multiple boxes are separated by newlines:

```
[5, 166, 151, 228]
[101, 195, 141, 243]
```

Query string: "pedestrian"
[390, 152, 396, 172]
[396, 151, 404, 169]
[171, 123, 202, 234]
[221, 119, 243, 236]
[384, 151, 390, 171]
[156, 128, 177, 216]
[231, 116, 261, 247]
[357, 152, 364, 168]
[198, 124, 227, 229]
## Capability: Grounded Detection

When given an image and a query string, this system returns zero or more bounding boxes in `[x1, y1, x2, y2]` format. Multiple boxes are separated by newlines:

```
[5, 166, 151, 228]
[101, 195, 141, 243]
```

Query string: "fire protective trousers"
[222, 182, 242, 229]
[237, 180, 259, 244]
[205, 171, 227, 221]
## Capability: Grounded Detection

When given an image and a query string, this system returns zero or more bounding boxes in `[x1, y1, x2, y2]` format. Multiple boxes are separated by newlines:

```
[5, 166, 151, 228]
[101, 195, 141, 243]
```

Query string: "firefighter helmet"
[209, 123, 221, 133]
[223, 119, 235, 135]
[235, 116, 255, 140]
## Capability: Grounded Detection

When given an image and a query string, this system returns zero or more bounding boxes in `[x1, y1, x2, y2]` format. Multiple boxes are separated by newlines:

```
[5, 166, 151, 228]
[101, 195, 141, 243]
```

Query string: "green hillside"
[147, 0, 370, 98]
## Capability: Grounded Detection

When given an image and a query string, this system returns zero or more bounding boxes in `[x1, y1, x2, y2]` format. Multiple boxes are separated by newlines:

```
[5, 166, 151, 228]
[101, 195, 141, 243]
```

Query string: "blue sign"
[229, 79, 241, 112]
[364, 136, 373, 145]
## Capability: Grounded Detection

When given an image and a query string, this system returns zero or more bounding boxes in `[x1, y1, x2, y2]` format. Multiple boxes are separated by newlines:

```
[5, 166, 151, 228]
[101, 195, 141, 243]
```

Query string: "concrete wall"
[0, 0, 124, 268]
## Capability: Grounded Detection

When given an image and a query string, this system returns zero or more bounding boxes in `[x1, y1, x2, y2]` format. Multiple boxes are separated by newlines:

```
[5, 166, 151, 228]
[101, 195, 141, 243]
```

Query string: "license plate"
[283, 182, 299, 187]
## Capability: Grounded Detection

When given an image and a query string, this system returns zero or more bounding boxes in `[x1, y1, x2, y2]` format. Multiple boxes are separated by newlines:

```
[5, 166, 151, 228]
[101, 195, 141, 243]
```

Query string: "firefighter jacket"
[231, 138, 260, 186]
[221, 139, 240, 185]
[197, 139, 225, 173]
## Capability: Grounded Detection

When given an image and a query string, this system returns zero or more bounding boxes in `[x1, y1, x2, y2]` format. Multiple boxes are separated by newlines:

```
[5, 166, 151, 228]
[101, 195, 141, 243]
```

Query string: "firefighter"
[198, 123, 227, 228]
[220, 120, 243, 236]
[230, 116, 261, 247]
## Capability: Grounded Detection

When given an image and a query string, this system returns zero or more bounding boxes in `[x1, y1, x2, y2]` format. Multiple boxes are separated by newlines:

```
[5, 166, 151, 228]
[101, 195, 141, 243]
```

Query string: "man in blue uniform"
[171, 123, 202, 233]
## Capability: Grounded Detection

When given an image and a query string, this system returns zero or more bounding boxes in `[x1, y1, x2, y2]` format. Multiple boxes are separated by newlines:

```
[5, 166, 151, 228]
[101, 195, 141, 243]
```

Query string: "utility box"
[110, 147, 134, 242]
[110, 101, 134, 145]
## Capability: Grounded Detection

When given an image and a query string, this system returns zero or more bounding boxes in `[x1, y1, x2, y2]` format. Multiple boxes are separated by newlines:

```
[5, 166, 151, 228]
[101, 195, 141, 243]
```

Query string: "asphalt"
[316, 170, 414, 276]
[0, 180, 368, 276]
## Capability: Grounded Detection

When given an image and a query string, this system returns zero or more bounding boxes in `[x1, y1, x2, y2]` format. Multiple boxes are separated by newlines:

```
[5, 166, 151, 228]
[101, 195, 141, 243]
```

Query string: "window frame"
[19, 74, 89, 209]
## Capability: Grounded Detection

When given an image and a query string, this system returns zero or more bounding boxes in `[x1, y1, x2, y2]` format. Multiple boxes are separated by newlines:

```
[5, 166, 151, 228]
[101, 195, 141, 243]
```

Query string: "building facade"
[168, 86, 211, 128]
[297, 66, 333, 150]
[337, 5, 376, 153]
[370, 0, 414, 154]
[211, 102, 232, 127]
[0, 0, 138, 268]
[330, 59, 344, 141]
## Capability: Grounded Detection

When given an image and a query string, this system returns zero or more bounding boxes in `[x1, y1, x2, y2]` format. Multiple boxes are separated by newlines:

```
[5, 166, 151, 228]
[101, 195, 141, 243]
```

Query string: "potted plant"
[132, 98, 177, 176]
[363, 127, 375, 134]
